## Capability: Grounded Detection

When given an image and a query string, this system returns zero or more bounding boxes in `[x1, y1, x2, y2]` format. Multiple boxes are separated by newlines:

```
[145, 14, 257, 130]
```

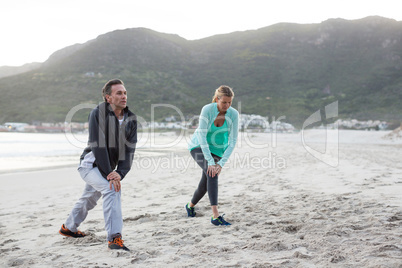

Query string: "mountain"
[0, 16, 401, 127]
[0, 62, 41, 79]
[42, 42, 93, 67]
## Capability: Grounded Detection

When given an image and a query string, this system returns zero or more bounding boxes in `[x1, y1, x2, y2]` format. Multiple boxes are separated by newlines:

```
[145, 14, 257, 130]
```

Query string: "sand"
[0, 130, 401, 267]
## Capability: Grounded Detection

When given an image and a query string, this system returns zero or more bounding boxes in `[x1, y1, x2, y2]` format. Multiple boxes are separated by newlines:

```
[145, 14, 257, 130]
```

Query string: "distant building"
[84, 72, 95, 77]
[334, 119, 388, 130]
[164, 116, 176, 122]
[4, 122, 29, 132]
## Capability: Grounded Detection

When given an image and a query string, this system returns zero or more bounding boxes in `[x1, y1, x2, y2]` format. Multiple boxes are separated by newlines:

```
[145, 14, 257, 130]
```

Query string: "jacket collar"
[100, 102, 134, 118]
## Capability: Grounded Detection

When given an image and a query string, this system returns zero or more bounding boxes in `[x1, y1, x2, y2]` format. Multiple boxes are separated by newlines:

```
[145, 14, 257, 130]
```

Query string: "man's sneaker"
[211, 214, 231, 226]
[108, 235, 130, 251]
[59, 224, 86, 238]
[185, 203, 196, 217]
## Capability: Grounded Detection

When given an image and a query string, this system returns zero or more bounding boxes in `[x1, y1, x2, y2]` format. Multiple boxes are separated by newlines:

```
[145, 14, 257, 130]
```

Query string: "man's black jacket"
[80, 102, 137, 180]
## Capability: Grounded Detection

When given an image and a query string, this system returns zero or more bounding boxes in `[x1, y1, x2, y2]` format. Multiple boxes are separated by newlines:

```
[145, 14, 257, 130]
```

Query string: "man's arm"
[116, 116, 138, 180]
[88, 108, 113, 178]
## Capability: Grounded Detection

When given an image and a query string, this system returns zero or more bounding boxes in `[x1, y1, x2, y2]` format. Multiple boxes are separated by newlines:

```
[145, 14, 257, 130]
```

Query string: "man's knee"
[102, 187, 120, 201]
[87, 192, 101, 209]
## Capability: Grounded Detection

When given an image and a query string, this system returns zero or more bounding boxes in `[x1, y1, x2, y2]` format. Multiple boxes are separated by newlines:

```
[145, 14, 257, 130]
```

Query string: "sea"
[0, 131, 189, 174]
[0, 132, 88, 173]
[2, 129, 398, 174]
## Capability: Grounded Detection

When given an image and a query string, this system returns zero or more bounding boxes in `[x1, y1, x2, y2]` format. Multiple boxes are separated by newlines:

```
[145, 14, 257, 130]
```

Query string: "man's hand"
[107, 171, 121, 192]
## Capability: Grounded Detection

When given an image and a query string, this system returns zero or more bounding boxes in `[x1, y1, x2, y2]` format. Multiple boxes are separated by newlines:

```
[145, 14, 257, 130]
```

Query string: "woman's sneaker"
[211, 215, 231, 226]
[59, 224, 86, 238]
[185, 203, 196, 217]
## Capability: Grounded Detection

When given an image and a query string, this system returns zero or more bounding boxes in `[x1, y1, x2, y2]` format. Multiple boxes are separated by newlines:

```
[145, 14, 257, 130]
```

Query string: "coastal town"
[0, 115, 390, 133]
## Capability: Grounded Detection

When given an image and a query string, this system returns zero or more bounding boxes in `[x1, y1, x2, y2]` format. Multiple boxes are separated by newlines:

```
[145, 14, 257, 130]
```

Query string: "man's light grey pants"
[65, 167, 122, 241]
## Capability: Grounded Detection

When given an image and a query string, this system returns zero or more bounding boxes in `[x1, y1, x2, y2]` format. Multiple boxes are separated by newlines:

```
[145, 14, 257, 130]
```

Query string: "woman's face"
[216, 96, 233, 113]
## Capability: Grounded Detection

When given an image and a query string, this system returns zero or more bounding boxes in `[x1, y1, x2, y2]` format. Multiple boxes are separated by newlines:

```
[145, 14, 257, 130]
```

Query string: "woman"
[185, 85, 239, 226]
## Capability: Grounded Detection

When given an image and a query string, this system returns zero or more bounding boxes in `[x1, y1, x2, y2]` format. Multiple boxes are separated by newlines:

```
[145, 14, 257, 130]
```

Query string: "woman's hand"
[215, 164, 222, 176]
[207, 164, 222, 177]
[207, 165, 216, 177]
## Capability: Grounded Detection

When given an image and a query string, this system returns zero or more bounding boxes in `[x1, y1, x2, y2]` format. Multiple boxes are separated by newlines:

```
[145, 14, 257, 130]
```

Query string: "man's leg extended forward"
[61, 168, 102, 238]
[65, 178, 102, 232]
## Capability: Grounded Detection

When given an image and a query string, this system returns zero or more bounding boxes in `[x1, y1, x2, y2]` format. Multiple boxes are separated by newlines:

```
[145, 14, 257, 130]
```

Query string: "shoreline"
[0, 163, 78, 176]
[1, 129, 401, 176]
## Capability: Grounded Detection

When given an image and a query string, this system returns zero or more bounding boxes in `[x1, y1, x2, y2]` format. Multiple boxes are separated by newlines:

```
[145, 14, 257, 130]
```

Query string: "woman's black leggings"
[190, 147, 222, 206]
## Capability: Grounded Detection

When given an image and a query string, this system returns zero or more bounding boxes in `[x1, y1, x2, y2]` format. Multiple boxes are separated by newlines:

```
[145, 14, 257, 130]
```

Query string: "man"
[59, 79, 137, 251]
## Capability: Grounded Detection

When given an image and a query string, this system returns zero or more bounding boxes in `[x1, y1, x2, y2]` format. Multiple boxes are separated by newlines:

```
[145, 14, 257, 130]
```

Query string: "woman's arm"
[196, 106, 216, 166]
[217, 110, 239, 167]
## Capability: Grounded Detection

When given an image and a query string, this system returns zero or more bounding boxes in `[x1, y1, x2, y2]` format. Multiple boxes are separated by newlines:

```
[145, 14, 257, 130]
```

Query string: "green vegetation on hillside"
[0, 17, 401, 127]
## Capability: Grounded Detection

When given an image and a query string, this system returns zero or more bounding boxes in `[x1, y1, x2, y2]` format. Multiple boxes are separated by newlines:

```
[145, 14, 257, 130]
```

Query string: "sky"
[1, 0, 401, 67]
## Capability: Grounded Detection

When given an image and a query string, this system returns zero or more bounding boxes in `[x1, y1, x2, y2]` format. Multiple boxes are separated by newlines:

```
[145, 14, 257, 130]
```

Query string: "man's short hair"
[102, 79, 124, 102]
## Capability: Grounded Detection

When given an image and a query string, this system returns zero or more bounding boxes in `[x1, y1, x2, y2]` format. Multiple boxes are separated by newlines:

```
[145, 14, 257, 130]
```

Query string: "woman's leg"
[189, 148, 221, 217]
[190, 171, 207, 206]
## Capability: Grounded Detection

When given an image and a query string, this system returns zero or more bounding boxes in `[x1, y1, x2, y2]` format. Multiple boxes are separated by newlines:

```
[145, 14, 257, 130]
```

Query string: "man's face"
[106, 84, 127, 110]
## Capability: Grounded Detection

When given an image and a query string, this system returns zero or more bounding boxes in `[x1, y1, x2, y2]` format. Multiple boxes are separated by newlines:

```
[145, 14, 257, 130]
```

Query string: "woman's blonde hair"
[212, 85, 234, 103]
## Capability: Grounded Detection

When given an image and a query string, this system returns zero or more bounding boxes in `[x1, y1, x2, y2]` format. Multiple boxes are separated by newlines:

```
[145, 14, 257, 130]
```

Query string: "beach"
[0, 130, 401, 267]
